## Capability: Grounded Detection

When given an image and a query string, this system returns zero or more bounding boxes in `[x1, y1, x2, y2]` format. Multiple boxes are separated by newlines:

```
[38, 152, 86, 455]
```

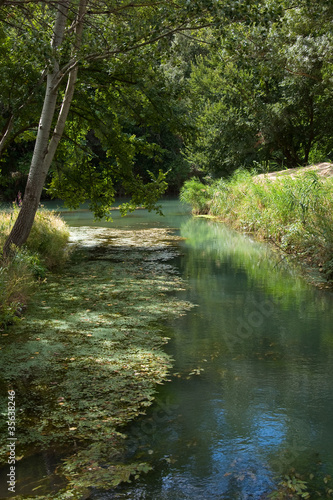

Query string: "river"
[2, 199, 333, 499]
[59, 199, 333, 499]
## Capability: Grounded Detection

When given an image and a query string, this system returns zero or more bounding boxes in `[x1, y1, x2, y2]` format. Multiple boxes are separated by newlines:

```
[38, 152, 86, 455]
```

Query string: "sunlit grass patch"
[0, 206, 70, 326]
[0, 205, 70, 270]
[26, 207, 70, 271]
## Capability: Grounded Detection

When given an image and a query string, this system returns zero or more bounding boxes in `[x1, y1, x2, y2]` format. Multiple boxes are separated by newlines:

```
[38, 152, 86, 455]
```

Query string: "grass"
[0, 205, 70, 327]
[180, 169, 333, 283]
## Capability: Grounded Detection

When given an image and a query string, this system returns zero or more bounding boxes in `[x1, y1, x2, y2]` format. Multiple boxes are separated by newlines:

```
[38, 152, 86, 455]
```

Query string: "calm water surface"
[56, 200, 333, 499]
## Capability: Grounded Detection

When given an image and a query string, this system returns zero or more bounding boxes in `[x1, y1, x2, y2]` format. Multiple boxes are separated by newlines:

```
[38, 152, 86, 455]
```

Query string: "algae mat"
[0, 227, 193, 499]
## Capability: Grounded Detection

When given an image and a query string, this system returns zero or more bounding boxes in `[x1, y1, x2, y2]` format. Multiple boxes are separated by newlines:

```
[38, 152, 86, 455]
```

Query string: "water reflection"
[98, 214, 333, 499]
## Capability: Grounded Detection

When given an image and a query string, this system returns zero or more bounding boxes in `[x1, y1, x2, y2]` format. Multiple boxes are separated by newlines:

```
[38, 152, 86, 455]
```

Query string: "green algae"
[0, 227, 193, 499]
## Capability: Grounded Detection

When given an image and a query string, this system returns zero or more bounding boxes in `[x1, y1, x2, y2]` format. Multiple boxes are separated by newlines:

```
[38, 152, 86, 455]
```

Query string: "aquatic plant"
[0, 226, 193, 498]
[269, 472, 333, 499]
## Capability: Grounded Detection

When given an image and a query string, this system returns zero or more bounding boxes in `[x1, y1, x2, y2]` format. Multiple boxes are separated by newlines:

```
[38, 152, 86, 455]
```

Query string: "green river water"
[63, 200, 333, 499]
[2, 199, 333, 499]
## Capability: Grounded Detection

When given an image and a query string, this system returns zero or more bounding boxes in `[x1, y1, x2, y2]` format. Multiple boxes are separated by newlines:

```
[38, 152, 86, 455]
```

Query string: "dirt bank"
[256, 162, 333, 181]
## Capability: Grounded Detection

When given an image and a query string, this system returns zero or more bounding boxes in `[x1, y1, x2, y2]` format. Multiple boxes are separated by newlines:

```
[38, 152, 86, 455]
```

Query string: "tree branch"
[46, 0, 88, 167]
[84, 22, 215, 63]
[285, 67, 322, 82]
[87, 2, 169, 15]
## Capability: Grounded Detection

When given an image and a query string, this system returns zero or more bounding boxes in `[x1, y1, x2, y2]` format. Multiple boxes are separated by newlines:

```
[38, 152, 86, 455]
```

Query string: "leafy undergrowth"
[0, 227, 193, 499]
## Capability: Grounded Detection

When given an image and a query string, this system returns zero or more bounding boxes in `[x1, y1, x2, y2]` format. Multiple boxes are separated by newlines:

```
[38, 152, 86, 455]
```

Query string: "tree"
[1, 0, 227, 256]
[0, 7, 47, 157]
[184, 0, 333, 176]
[2, 1, 85, 253]
[48, 50, 193, 208]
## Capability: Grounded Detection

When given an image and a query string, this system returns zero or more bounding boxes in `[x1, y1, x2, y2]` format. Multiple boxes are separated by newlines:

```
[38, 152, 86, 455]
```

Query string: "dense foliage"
[1, 0, 332, 210]
[184, 0, 333, 176]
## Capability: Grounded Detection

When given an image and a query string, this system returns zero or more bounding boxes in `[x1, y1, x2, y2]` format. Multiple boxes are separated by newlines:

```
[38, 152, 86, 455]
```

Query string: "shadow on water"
[0, 452, 66, 499]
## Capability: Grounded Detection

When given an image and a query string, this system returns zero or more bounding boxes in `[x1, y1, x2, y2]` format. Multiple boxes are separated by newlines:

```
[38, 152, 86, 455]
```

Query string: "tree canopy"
[184, 0, 333, 176]
[1, 0, 332, 253]
[0, 0, 227, 252]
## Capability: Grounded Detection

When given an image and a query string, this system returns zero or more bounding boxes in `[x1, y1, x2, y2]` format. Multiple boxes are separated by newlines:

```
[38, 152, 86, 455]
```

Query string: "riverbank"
[180, 165, 333, 289]
[0, 225, 192, 499]
[0, 207, 70, 327]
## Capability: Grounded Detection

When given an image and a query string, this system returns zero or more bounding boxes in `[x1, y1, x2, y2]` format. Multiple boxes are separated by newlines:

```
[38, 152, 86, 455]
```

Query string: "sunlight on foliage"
[0, 207, 70, 326]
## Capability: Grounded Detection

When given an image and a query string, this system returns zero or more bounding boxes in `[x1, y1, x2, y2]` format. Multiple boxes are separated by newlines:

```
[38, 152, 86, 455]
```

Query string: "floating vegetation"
[0, 226, 193, 499]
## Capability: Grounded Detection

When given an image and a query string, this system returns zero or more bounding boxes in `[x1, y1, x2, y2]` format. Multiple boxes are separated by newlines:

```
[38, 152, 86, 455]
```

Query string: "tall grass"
[0, 206, 70, 326]
[181, 170, 333, 280]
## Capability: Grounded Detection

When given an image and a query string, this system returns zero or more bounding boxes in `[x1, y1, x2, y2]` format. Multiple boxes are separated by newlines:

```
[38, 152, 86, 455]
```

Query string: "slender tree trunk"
[0, 114, 14, 156]
[3, 0, 87, 257]
[304, 99, 314, 165]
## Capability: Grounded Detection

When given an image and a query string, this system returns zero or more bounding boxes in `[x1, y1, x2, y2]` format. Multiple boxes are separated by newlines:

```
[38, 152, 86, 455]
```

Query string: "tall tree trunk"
[3, 0, 87, 257]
